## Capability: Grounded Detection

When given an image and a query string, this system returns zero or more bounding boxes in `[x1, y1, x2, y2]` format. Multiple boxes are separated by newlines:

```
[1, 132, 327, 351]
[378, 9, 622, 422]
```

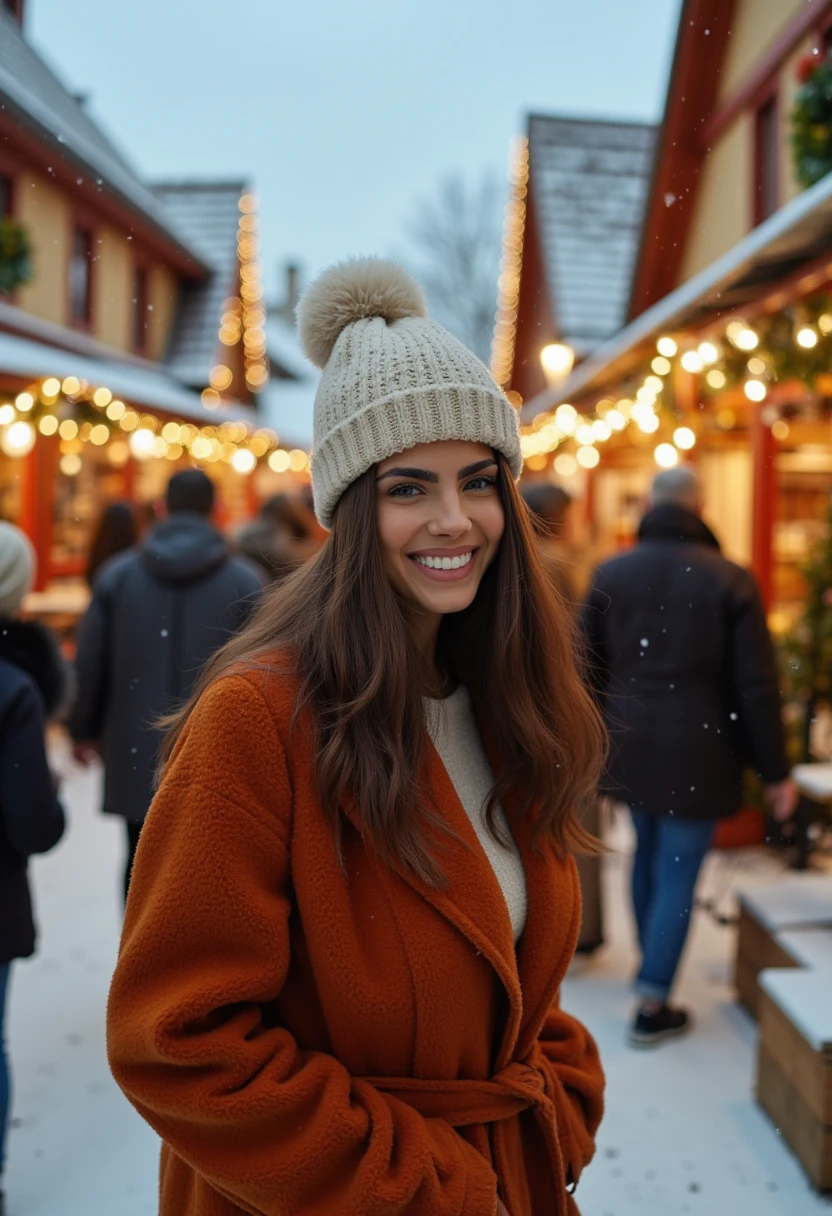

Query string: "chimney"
[3, 0, 25, 27]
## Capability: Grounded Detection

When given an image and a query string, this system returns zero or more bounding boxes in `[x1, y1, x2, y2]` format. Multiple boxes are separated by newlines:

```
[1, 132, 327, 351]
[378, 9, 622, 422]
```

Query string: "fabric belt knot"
[363, 1051, 548, 1128]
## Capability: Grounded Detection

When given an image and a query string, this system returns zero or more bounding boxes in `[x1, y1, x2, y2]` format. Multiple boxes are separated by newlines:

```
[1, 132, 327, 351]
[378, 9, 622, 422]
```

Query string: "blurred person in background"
[85, 501, 138, 588]
[581, 465, 796, 1047]
[521, 482, 580, 606]
[0, 523, 66, 1216]
[68, 470, 262, 901]
[235, 492, 320, 583]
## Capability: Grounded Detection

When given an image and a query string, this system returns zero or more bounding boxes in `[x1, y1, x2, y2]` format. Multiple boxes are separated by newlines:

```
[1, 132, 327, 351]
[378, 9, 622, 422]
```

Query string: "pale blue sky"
[28, 0, 682, 300]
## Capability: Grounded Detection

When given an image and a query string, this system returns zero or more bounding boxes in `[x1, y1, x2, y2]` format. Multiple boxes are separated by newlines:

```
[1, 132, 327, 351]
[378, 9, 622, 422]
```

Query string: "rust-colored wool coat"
[107, 663, 604, 1215]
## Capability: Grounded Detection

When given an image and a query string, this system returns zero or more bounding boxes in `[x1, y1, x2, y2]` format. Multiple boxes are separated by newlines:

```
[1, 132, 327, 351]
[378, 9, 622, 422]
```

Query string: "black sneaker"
[628, 1004, 691, 1048]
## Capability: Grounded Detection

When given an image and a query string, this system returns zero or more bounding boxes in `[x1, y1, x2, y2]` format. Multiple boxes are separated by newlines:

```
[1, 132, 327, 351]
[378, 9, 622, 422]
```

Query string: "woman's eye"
[465, 476, 496, 492]
[388, 483, 422, 498]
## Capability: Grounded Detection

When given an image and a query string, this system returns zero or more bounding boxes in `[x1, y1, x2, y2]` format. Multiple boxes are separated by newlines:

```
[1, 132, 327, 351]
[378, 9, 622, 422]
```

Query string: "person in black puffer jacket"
[0, 523, 66, 1216]
[581, 466, 796, 1049]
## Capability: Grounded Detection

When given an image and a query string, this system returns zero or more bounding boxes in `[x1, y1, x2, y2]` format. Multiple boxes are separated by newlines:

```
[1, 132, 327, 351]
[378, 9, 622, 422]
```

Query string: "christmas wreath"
[0, 217, 33, 295]
[791, 53, 832, 189]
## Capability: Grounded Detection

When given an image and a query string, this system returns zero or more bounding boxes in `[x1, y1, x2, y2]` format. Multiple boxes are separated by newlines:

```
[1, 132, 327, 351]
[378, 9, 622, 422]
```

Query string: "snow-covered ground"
[4, 742, 831, 1215]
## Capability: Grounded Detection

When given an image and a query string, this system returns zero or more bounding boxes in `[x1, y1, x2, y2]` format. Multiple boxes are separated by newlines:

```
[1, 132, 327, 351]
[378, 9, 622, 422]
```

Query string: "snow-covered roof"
[259, 312, 318, 447]
[528, 114, 656, 352]
[152, 182, 245, 388]
[0, 327, 253, 425]
[0, 8, 206, 269]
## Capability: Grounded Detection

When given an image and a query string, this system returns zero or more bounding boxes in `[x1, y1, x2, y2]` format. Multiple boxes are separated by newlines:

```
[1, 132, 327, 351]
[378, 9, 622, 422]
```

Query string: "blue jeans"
[0, 962, 9, 1178]
[629, 810, 715, 1003]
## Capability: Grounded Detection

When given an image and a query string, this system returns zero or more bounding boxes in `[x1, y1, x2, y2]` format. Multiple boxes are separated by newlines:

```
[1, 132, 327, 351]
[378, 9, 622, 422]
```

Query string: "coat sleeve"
[107, 675, 497, 1216]
[536, 989, 604, 1190]
[67, 575, 112, 743]
[1, 683, 65, 858]
[727, 570, 790, 784]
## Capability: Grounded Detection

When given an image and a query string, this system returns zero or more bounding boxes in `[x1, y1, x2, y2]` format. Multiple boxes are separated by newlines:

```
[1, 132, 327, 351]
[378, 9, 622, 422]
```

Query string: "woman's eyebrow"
[376, 466, 439, 483]
[458, 458, 497, 477]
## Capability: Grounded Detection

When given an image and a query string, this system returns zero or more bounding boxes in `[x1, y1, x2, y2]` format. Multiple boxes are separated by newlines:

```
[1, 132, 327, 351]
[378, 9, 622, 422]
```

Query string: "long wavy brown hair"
[161, 455, 606, 886]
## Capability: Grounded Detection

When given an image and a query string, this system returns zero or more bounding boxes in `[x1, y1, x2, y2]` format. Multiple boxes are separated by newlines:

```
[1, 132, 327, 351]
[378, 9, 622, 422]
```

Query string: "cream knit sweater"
[425, 687, 528, 942]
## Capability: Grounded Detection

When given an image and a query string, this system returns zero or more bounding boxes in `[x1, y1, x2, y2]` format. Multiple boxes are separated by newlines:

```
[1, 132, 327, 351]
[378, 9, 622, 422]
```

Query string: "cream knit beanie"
[296, 257, 522, 526]
[0, 521, 35, 618]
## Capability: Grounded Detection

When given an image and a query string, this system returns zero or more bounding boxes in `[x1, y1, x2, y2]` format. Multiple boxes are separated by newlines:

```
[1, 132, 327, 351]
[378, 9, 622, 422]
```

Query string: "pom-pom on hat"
[296, 257, 522, 526]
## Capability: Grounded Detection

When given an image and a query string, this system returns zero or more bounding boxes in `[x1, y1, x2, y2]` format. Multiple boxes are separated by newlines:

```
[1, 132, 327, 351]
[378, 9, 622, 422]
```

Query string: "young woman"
[107, 259, 606, 1216]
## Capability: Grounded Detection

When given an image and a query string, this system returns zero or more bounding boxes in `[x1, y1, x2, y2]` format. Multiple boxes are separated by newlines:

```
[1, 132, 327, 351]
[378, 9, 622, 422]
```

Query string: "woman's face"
[375, 440, 505, 623]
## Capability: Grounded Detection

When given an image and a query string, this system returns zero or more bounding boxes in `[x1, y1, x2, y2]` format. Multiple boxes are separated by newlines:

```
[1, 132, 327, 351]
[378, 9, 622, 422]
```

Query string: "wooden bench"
[757, 969, 832, 1191]
[734, 876, 832, 1016]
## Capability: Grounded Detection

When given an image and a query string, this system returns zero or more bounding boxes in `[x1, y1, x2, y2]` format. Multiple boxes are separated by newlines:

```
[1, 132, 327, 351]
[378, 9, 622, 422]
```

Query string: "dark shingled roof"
[528, 114, 656, 353]
[151, 182, 245, 388]
[0, 7, 206, 268]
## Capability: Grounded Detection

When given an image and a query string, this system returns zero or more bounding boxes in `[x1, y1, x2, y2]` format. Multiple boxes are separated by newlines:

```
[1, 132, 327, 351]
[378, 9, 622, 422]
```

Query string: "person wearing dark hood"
[0, 523, 66, 1216]
[69, 470, 262, 900]
[580, 466, 796, 1048]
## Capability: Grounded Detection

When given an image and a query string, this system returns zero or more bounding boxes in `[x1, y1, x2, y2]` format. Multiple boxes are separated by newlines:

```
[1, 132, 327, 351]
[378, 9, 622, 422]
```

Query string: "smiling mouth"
[407, 548, 477, 580]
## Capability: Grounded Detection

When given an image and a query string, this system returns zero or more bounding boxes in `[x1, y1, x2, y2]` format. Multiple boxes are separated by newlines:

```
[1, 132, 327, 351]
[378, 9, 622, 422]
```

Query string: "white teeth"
[413, 551, 473, 570]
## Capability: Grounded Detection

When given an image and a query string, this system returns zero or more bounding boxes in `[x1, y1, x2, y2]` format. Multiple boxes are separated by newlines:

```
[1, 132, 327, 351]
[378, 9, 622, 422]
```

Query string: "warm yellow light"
[697, 341, 719, 365]
[93, 386, 113, 408]
[119, 410, 139, 432]
[245, 364, 269, 388]
[153, 436, 167, 459]
[680, 350, 703, 373]
[673, 426, 696, 450]
[165, 442, 184, 462]
[819, 313, 832, 335]
[89, 424, 109, 446]
[656, 336, 677, 357]
[59, 419, 78, 441]
[654, 443, 679, 469]
[38, 414, 58, 436]
[239, 192, 259, 213]
[575, 423, 596, 446]
[190, 436, 213, 461]
[592, 419, 612, 442]
[129, 427, 156, 459]
[240, 283, 264, 303]
[107, 440, 129, 467]
[605, 409, 626, 431]
[525, 453, 548, 472]
[106, 400, 125, 421]
[268, 449, 291, 473]
[0, 405, 13, 426]
[42, 377, 60, 398]
[576, 445, 600, 469]
[747, 356, 766, 376]
[706, 368, 726, 389]
[772, 419, 790, 440]
[231, 447, 257, 474]
[209, 365, 233, 391]
[289, 448, 309, 473]
[744, 378, 767, 402]
[1, 420, 35, 456]
[553, 453, 578, 477]
[59, 452, 82, 477]
[726, 321, 758, 351]
[636, 411, 660, 434]
[717, 408, 736, 429]
[555, 403, 578, 433]
[219, 329, 240, 346]
[201, 388, 221, 410]
[15, 392, 34, 412]
[162, 422, 181, 443]
[617, 398, 633, 418]
[62, 376, 81, 396]
[539, 342, 575, 385]
[636, 386, 657, 405]
[796, 326, 819, 349]
[644, 375, 664, 394]
[250, 434, 271, 458]
[651, 356, 672, 376]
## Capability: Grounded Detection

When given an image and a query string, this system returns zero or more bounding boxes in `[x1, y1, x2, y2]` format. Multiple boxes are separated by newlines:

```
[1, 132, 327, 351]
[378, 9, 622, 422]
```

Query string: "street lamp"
[540, 342, 574, 389]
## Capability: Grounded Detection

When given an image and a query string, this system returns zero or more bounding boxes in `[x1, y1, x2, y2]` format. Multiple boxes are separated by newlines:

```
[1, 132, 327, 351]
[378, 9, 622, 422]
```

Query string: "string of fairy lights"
[491, 136, 529, 396]
[0, 376, 309, 478]
[519, 301, 832, 477]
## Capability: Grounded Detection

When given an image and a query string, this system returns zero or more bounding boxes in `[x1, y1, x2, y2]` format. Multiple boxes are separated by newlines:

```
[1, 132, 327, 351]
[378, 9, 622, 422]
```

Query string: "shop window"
[132, 264, 148, 353]
[0, 174, 11, 218]
[754, 95, 779, 226]
[68, 224, 92, 326]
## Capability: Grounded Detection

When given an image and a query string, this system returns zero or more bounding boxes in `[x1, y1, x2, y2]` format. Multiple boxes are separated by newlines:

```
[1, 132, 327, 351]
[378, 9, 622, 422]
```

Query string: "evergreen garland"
[781, 496, 832, 708]
[0, 217, 33, 295]
[791, 55, 832, 189]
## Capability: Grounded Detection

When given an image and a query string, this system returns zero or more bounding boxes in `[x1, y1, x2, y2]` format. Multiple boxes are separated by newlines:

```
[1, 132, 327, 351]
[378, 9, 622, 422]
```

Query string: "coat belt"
[364, 1055, 549, 1128]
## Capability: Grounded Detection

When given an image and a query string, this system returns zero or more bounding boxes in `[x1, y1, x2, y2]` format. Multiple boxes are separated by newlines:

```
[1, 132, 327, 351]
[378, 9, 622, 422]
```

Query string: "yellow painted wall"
[15, 172, 69, 326]
[146, 264, 178, 361]
[94, 227, 132, 350]
[718, 0, 806, 102]
[678, 115, 752, 283]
